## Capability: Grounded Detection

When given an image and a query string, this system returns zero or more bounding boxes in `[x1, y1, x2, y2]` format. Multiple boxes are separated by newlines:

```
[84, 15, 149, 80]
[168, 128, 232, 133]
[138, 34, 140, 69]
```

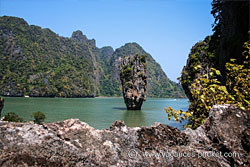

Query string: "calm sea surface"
[1, 97, 189, 130]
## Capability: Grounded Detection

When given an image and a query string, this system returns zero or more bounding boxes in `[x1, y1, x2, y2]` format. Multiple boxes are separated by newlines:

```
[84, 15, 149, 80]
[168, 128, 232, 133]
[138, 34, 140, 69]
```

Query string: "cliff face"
[119, 54, 147, 110]
[180, 36, 214, 101]
[181, 0, 249, 102]
[0, 16, 99, 97]
[212, 1, 249, 83]
[0, 105, 249, 166]
[108, 43, 185, 98]
[0, 16, 185, 98]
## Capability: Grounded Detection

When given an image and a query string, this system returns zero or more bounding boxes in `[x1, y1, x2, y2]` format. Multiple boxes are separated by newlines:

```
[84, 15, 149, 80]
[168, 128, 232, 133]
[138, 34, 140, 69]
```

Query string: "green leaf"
[220, 86, 227, 92]
[215, 70, 221, 75]
[209, 87, 215, 92]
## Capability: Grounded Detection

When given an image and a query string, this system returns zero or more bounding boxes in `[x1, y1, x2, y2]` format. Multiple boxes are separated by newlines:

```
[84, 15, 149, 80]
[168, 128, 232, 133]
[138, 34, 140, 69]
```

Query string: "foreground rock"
[119, 54, 147, 110]
[0, 105, 249, 166]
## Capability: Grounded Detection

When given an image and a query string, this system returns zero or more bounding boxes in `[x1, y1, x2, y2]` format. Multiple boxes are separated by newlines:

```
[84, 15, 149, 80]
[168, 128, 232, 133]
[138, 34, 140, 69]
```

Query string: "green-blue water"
[1, 97, 189, 130]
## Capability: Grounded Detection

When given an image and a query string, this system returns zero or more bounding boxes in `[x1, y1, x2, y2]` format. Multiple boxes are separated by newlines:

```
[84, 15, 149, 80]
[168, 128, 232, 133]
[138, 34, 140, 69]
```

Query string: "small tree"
[3, 112, 24, 122]
[33, 111, 46, 124]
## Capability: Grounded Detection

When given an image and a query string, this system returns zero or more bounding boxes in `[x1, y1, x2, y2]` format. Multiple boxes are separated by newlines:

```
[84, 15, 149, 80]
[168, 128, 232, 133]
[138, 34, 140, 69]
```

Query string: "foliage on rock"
[166, 41, 250, 129]
[120, 54, 147, 110]
[180, 36, 215, 100]
[175, 0, 249, 129]
[0, 16, 98, 97]
[113, 43, 185, 98]
[209, 0, 249, 82]
[0, 16, 185, 98]
[226, 41, 250, 110]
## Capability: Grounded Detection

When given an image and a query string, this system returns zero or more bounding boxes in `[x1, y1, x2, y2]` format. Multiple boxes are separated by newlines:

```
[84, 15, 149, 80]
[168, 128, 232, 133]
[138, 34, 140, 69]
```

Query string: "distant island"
[0, 16, 185, 98]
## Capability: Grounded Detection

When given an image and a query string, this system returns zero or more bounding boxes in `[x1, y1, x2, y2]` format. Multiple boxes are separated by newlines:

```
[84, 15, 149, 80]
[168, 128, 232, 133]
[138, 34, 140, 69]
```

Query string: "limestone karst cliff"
[119, 54, 147, 110]
[0, 16, 185, 98]
[210, 0, 249, 83]
[180, 0, 249, 102]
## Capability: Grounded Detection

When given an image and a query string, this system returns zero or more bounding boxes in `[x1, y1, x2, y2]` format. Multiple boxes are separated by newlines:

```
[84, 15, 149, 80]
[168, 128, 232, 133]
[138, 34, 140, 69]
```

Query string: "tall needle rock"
[119, 54, 147, 110]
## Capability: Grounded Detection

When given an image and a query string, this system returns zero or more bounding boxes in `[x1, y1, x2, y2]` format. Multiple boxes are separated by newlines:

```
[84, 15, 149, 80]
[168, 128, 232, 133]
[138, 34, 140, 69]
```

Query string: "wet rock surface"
[119, 54, 147, 110]
[0, 105, 249, 166]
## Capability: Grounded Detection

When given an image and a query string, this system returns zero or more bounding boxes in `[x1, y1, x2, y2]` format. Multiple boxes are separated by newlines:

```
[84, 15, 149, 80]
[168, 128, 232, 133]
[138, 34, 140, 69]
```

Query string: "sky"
[0, 0, 214, 82]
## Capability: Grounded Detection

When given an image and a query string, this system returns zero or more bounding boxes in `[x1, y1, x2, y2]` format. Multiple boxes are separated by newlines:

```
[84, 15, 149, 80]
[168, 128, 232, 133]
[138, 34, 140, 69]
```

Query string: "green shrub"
[3, 112, 24, 122]
[138, 72, 144, 78]
[225, 42, 250, 110]
[121, 66, 133, 80]
[166, 41, 250, 129]
[33, 111, 46, 124]
[139, 54, 147, 63]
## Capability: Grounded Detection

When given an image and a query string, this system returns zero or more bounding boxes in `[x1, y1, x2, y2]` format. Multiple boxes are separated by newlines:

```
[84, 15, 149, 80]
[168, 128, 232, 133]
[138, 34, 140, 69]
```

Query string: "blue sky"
[0, 0, 214, 82]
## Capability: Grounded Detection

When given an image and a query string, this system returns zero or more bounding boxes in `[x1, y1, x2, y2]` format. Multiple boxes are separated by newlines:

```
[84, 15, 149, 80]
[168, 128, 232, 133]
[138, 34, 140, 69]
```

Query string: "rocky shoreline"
[0, 104, 249, 166]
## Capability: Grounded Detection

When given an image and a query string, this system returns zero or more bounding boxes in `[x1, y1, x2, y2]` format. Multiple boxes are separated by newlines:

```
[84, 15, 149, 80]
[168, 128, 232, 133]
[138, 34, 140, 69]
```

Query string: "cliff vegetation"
[167, 0, 250, 129]
[0, 16, 185, 98]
